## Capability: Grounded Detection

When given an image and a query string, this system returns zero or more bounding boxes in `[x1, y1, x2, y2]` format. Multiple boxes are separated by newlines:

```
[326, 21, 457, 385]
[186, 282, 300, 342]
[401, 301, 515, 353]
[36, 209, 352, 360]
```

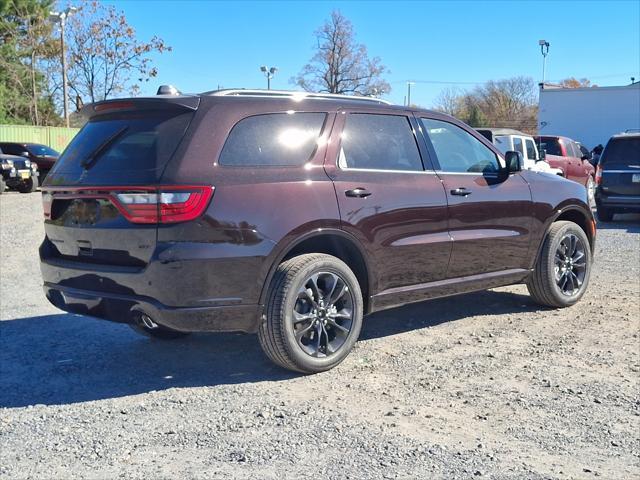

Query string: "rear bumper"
[596, 193, 640, 210]
[43, 283, 261, 333]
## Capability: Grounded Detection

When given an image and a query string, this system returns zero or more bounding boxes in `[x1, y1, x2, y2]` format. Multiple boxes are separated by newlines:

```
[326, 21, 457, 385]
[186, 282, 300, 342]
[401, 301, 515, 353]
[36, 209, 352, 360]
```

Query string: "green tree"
[0, 0, 60, 125]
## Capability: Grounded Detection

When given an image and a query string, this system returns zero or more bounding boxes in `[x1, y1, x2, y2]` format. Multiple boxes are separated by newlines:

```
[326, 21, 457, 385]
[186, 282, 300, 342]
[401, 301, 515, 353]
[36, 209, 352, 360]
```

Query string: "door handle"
[450, 187, 472, 197]
[345, 188, 372, 198]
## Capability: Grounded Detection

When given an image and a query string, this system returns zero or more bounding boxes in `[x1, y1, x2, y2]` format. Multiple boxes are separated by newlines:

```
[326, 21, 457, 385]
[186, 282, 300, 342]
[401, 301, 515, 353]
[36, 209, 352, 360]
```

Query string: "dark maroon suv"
[40, 89, 595, 373]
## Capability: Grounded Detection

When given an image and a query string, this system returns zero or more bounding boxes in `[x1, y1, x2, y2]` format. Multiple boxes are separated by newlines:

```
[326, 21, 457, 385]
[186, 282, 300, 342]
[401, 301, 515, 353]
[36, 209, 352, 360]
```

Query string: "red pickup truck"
[537, 135, 596, 199]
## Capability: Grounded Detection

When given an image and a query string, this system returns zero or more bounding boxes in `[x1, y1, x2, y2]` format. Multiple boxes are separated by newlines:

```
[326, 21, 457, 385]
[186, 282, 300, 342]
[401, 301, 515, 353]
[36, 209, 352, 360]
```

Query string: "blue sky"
[104, 0, 640, 107]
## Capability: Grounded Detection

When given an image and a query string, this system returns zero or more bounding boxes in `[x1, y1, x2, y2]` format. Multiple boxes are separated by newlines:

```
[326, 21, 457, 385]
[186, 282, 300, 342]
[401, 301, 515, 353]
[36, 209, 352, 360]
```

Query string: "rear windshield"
[600, 137, 640, 166]
[537, 138, 562, 156]
[52, 111, 193, 177]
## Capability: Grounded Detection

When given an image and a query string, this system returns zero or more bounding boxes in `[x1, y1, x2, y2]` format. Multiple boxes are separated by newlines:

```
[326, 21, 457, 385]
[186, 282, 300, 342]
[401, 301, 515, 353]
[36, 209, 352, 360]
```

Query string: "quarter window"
[421, 118, 501, 173]
[219, 112, 326, 166]
[338, 114, 423, 171]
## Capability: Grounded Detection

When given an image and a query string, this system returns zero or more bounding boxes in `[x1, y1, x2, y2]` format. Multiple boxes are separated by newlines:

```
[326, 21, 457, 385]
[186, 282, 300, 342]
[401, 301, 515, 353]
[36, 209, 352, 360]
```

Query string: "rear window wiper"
[81, 126, 129, 170]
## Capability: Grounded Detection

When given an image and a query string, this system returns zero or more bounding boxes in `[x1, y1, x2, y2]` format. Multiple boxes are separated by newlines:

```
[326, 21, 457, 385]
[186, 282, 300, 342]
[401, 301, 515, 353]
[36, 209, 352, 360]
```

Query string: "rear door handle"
[345, 188, 372, 198]
[450, 187, 472, 197]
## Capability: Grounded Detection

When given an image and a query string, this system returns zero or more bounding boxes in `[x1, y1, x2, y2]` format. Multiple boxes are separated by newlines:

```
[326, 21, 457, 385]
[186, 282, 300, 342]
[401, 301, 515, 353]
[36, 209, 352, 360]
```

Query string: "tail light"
[595, 164, 603, 185]
[42, 186, 214, 224]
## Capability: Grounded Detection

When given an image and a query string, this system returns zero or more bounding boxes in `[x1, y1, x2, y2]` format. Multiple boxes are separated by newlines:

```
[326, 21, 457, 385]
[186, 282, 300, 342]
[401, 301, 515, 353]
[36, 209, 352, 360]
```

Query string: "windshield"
[27, 144, 59, 157]
[600, 137, 640, 167]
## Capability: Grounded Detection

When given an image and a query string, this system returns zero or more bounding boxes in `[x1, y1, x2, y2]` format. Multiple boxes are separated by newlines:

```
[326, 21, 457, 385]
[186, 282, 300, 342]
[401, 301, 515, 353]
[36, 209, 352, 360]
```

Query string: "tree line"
[1, 4, 590, 132]
[0, 0, 169, 126]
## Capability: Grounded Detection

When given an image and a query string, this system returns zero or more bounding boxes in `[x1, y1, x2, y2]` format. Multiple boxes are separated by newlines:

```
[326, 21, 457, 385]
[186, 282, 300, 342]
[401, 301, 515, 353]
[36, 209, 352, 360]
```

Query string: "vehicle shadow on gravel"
[1, 289, 539, 408]
[596, 213, 640, 233]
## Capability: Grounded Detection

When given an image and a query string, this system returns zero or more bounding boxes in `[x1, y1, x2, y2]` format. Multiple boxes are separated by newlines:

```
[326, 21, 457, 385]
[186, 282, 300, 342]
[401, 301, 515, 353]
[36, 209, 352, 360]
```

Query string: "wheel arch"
[258, 229, 375, 314]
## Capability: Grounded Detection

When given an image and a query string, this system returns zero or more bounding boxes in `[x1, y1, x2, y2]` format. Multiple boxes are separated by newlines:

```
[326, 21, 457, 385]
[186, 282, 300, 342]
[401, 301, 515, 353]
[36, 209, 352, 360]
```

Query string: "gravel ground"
[1, 191, 639, 480]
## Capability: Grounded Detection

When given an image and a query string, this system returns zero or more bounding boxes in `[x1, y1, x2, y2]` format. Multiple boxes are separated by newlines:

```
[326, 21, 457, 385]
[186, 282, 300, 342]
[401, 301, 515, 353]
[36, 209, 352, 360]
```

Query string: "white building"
[538, 82, 640, 149]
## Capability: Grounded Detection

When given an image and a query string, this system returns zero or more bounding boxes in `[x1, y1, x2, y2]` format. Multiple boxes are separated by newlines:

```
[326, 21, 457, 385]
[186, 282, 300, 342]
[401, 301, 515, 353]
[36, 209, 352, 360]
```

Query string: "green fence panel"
[0, 125, 80, 153]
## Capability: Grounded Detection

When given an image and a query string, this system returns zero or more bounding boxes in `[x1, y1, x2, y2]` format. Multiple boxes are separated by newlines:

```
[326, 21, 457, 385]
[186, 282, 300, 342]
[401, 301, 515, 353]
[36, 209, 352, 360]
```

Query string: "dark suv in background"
[0, 142, 59, 180]
[595, 132, 640, 221]
[40, 89, 595, 373]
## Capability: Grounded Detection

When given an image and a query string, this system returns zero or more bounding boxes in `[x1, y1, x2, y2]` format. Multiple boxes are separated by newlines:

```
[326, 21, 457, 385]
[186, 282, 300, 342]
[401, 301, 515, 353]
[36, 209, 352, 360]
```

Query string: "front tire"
[258, 253, 363, 373]
[18, 175, 38, 193]
[526, 221, 591, 308]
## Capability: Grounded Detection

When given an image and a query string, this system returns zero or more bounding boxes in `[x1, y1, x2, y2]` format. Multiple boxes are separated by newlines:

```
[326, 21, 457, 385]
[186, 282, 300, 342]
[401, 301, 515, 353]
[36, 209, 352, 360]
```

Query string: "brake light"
[114, 186, 214, 224]
[42, 186, 214, 224]
[595, 164, 603, 185]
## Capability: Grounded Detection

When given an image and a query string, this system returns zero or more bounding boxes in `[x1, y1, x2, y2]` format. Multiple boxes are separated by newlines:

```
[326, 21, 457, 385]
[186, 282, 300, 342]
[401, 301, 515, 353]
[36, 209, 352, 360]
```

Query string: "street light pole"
[260, 65, 278, 90]
[538, 40, 550, 87]
[50, 7, 77, 127]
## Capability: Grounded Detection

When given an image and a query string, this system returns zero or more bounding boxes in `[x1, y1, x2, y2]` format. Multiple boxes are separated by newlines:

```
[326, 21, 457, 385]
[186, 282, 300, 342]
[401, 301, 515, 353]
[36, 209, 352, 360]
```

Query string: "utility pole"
[260, 66, 278, 90]
[50, 7, 77, 127]
[406, 82, 415, 106]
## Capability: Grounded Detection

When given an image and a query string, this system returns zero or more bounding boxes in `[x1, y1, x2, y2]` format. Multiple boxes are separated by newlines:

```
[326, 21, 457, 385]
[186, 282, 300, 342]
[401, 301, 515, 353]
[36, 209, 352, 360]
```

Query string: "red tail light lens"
[114, 186, 214, 224]
[595, 164, 603, 185]
[42, 186, 214, 224]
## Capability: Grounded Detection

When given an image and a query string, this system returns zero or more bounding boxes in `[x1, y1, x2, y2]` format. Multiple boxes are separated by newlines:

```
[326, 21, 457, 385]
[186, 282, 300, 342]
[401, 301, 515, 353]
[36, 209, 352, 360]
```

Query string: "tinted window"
[525, 139, 537, 160]
[421, 118, 500, 173]
[53, 112, 193, 175]
[219, 113, 326, 166]
[600, 137, 640, 167]
[564, 140, 578, 157]
[537, 138, 562, 156]
[513, 137, 524, 155]
[338, 114, 423, 171]
[0, 144, 25, 156]
[27, 144, 59, 157]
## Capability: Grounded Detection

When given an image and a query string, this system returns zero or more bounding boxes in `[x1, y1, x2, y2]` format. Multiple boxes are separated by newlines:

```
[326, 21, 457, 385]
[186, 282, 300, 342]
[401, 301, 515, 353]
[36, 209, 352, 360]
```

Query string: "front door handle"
[345, 188, 372, 198]
[450, 187, 472, 197]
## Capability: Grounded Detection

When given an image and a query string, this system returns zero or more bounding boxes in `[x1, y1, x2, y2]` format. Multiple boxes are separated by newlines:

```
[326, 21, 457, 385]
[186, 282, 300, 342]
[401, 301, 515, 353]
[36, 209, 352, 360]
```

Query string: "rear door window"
[338, 114, 424, 171]
[219, 112, 327, 166]
[600, 137, 640, 168]
[421, 118, 501, 173]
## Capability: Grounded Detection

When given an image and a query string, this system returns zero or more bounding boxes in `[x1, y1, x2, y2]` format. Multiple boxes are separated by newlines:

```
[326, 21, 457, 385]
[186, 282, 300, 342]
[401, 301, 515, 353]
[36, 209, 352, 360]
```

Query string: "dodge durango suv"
[40, 89, 596, 373]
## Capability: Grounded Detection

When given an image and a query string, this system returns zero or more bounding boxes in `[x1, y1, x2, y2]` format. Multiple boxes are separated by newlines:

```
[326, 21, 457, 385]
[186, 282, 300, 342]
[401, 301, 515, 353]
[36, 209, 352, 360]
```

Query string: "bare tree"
[292, 11, 390, 96]
[64, 1, 170, 104]
[432, 77, 539, 133]
[559, 77, 595, 88]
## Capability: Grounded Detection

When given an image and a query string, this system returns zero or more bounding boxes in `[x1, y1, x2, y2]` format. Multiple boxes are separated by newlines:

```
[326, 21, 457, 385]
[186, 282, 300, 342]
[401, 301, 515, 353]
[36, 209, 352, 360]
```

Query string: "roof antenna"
[157, 85, 181, 95]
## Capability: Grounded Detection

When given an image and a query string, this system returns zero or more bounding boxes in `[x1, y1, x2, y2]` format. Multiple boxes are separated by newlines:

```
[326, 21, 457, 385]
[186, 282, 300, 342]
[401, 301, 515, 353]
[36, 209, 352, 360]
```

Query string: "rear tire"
[18, 175, 38, 193]
[129, 323, 190, 340]
[258, 253, 363, 373]
[596, 204, 614, 222]
[526, 221, 591, 308]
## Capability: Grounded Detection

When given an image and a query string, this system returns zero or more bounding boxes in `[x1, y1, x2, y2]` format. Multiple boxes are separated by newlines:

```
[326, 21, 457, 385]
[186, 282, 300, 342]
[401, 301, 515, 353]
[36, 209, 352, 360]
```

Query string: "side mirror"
[538, 149, 546, 161]
[20, 151, 30, 158]
[504, 151, 524, 173]
[581, 154, 590, 161]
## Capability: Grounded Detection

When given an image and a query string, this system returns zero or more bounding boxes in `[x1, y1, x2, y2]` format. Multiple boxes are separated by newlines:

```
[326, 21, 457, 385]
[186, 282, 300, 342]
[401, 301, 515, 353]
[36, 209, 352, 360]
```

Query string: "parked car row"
[0, 143, 60, 194]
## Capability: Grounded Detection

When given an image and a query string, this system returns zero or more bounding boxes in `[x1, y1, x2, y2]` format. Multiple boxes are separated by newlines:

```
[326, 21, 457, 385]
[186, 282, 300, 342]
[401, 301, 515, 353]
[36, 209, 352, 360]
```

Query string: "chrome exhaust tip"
[140, 313, 158, 329]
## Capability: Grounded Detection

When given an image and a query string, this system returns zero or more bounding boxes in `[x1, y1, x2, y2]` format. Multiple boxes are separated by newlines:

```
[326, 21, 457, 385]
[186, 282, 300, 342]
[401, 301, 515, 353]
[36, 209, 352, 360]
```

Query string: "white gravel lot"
[1, 190, 639, 479]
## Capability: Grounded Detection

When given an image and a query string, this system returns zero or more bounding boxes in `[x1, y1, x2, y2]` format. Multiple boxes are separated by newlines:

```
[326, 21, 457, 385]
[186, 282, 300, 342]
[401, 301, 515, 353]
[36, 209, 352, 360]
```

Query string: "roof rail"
[207, 89, 392, 105]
